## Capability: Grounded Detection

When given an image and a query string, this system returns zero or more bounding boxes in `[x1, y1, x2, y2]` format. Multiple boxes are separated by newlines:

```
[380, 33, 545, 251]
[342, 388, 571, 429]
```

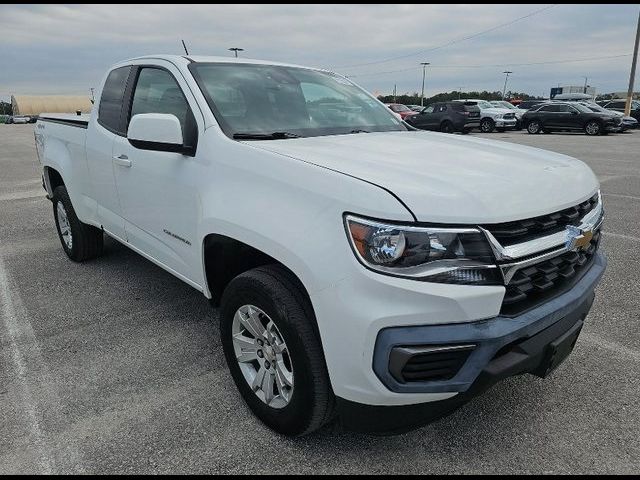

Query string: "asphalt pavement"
[1, 125, 638, 474]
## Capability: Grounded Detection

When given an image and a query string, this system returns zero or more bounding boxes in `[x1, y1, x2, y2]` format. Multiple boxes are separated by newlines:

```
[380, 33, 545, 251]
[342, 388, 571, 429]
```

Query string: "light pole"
[457, 86, 465, 100]
[502, 71, 513, 99]
[625, 9, 640, 116]
[228, 47, 244, 58]
[420, 62, 430, 107]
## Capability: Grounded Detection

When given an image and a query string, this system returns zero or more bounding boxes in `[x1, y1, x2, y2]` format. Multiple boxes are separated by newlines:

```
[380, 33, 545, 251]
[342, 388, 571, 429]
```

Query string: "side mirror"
[128, 113, 193, 156]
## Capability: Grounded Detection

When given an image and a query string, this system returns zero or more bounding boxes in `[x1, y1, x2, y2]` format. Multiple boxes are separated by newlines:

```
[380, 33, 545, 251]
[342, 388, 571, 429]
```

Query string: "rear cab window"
[98, 66, 132, 135]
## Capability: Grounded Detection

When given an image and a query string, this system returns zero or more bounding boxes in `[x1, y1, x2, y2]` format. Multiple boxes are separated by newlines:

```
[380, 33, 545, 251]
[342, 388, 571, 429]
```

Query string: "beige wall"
[11, 95, 93, 115]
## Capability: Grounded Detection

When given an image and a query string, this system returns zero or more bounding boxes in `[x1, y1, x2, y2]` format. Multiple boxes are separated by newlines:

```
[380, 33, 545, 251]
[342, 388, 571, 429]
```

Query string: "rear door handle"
[113, 154, 131, 167]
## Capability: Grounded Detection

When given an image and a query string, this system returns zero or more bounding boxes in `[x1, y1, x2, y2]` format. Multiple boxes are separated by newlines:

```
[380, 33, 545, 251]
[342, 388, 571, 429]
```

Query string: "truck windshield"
[190, 63, 407, 139]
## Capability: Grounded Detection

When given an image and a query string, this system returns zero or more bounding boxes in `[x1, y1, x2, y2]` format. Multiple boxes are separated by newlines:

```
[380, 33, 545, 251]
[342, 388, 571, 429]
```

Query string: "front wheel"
[527, 120, 542, 134]
[585, 120, 602, 136]
[480, 118, 495, 133]
[440, 120, 454, 133]
[220, 265, 335, 436]
[52, 186, 103, 262]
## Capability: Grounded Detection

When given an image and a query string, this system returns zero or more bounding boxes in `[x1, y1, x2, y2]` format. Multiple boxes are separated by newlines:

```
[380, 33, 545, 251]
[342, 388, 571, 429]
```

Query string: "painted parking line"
[0, 190, 45, 202]
[580, 332, 640, 363]
[0, 254, 84, 474]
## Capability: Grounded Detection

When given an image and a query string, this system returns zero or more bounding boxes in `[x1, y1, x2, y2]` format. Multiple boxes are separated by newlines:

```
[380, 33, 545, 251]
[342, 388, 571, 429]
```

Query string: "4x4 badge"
[566, 225, 593, 251]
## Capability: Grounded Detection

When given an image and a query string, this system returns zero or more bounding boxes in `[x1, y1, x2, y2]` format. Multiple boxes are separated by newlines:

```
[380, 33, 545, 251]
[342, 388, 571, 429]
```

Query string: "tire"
[440, 120, 454, 133]
[52, 185, 103, 262]
[220, 264, 335, 436]
[527, 120, 542, 134]
[584, 120, 602, 136]
[480, 118, 495, 133]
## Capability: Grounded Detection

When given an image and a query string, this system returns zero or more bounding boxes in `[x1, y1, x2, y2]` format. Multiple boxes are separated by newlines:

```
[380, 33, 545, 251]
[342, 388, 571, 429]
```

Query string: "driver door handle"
[113, 154, 131, 167]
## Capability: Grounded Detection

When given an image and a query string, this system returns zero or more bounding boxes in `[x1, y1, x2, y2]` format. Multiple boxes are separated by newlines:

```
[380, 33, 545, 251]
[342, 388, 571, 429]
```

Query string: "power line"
[345, 53, 633, 78]
[329, 4, 558, 69]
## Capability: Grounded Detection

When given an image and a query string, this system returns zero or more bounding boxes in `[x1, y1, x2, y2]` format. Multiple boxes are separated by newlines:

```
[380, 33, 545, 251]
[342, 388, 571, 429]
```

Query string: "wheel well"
[45, 167, 65, 192]
[203, 234, 310, 308]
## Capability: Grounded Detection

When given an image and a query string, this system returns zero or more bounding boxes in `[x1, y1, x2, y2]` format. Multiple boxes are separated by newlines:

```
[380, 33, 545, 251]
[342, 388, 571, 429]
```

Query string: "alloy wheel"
[231, 304, 294, 409]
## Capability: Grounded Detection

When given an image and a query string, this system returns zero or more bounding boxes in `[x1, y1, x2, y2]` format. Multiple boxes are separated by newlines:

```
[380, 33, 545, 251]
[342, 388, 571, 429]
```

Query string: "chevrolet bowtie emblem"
[566, 225, 593, 251]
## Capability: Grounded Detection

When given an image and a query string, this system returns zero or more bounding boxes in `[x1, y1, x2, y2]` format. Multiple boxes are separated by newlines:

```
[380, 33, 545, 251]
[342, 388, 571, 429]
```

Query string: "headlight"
[495, 114, 504, 119]
[345, 215, 501, 285]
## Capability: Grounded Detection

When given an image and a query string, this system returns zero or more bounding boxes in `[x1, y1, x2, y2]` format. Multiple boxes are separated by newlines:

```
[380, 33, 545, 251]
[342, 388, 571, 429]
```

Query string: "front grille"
[501, 230, 601, 315]
[503, 113, 516, 119]
[390, 345, 474, 383]
[483, 193, 599, 246]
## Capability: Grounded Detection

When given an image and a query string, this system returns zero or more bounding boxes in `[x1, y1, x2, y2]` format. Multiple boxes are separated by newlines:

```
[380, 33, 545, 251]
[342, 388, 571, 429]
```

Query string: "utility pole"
[625, 9, 640, 116]
[502, 71, 513, 99]
[228, 47, 244, 58]
[583, 76, 588, 93]
[393, 84, 397, 103]
[457, 86, 464, 100]
[420, 62, 430, 107]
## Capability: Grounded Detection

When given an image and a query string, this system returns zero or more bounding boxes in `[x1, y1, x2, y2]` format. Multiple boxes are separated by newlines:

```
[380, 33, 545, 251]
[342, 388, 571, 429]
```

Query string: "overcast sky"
[1, 4, 638, 101]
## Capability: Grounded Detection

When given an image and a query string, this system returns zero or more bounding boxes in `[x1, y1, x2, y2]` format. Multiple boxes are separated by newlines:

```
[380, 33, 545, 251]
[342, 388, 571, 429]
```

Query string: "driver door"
[112, 64, 203, 286]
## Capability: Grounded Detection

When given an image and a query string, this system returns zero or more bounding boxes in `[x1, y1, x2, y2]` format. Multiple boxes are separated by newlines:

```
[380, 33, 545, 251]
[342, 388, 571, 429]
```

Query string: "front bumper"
[495, 118, 517, 128]
[336, 252, 606, 433]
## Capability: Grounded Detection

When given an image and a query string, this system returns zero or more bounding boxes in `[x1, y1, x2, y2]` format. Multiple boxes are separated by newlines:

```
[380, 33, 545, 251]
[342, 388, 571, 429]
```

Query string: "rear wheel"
[220, 265, 335, 436]
[52, 186, 103, 262]
[585, 120, 602, 136]
[440, 120, 454, 133]
[527, 120, 542, 134]
[480, 118, 495, 133]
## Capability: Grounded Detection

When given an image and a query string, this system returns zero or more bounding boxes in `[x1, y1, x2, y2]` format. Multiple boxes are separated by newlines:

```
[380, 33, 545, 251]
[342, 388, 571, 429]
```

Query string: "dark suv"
[597, 99, 640, 121]
[523, 102, 622, 135]
[516, 100, 548, 110]
[405, 101, 481, 134]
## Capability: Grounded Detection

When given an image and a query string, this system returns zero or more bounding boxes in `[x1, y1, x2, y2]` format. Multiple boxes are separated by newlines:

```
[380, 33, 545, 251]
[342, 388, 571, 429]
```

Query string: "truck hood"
[248, 131, 599, 224]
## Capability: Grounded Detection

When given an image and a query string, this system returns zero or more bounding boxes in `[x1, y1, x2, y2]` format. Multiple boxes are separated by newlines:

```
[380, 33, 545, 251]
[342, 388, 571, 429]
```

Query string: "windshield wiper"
[349, 129, 370, 134]
[233, 131, 301, 140]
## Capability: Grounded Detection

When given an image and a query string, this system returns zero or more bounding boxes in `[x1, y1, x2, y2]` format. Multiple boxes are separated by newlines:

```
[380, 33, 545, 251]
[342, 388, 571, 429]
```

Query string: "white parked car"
[8, 115, 31, 124]
[490, 100, 525, 130]
[34, 55, 606, 435]
[455, 99, 517, 132]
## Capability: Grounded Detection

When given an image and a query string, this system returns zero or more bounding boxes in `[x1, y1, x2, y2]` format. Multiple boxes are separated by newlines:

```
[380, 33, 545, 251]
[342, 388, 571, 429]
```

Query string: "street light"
[502, 71, 513, 99]
[228, 47, 244, 58]
[420, 62, 430, 107]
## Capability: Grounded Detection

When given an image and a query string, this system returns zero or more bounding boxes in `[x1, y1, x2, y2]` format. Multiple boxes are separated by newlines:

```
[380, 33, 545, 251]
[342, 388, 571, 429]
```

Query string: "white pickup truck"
[35, 55, 606, 436]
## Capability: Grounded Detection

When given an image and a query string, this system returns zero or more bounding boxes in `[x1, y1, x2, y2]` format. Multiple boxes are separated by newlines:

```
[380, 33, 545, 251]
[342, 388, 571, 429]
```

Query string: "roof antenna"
[181, 39, 189, 56]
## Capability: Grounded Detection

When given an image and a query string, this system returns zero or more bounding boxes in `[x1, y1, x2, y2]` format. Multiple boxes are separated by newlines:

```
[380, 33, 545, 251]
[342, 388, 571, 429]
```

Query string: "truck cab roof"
[119, 54, 325, 72]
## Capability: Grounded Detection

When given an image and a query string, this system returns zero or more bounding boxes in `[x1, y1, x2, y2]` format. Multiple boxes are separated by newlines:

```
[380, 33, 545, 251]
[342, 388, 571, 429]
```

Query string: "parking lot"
[1, 124, 639, 474]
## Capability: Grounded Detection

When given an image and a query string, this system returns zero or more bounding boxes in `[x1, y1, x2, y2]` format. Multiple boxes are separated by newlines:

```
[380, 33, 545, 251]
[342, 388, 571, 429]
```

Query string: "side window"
[609, 101, 624, 109]
[439, 105, 447, 112]
[557, 104, 573, 113]
[130, 68, 191, 133]
[423, 106, 435, 114]
[538, 105, 555, 112]
[98, 66, 131, 134]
